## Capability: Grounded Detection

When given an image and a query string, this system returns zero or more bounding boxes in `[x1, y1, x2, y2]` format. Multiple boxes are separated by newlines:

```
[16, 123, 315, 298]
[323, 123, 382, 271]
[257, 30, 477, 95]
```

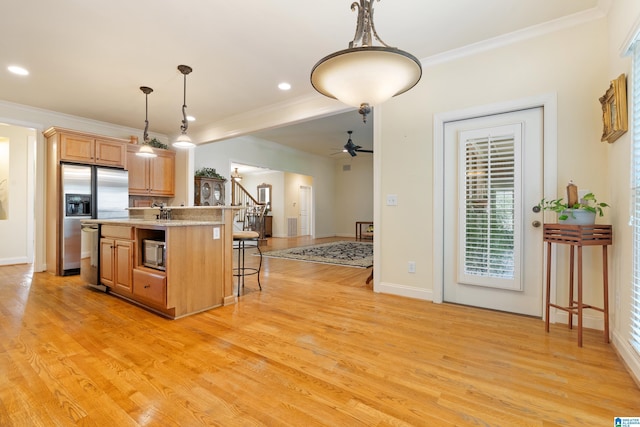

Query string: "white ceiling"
[1, 0, 603, 157]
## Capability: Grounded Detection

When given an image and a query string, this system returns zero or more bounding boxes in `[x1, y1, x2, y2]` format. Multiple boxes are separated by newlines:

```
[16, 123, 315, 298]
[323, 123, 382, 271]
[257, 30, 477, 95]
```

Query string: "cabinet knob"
[144, 284, 150, 288]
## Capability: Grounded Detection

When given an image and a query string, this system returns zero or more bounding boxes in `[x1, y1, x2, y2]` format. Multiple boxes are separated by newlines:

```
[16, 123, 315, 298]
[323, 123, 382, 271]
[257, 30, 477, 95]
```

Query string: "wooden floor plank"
[0, 236, 638, 426]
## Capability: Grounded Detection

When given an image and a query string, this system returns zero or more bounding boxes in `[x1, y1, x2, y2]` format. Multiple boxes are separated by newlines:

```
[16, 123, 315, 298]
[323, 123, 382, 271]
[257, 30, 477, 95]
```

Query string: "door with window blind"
[443, 108, 543, 316]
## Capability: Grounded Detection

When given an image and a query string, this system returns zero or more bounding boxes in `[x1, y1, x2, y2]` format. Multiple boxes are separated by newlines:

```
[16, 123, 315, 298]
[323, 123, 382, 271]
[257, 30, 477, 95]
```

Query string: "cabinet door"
[114, 240, 133, 293]
[95, 139, 126, 168]
[126, 149, 150, 195]
[99, 238, 115, 287]
[60, 134, 95, 163]
[149, 151, 175, 197]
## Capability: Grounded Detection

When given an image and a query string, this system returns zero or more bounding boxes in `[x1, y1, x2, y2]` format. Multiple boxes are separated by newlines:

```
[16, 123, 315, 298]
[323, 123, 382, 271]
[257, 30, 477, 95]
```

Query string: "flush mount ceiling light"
[310, 0, 422, 123]
[8, 65, 29, 76]
[136, 86, 157, 158]
[173, 65, 195, 149]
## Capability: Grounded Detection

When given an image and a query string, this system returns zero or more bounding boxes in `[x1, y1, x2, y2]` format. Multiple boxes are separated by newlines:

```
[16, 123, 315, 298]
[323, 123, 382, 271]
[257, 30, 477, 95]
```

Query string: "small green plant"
[537, 192, 609, 221]
[195, 167, 226, 181]
[146, 137, 168, 150]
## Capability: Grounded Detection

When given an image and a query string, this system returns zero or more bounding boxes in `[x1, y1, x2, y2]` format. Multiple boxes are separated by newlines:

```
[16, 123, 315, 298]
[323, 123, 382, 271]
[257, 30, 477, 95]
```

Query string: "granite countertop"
[82, 218, 224, 227]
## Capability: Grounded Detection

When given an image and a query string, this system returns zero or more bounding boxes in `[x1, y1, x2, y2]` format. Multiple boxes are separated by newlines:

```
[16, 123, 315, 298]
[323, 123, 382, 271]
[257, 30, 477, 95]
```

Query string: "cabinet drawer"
[133, 268, 166, 306]
[102, 225, 134, 240]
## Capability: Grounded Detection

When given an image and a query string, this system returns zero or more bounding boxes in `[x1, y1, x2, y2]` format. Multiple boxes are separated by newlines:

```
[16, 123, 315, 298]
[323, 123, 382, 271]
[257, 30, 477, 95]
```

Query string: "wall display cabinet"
[126, 145, 175, 197]
[194, 177, 225, 206]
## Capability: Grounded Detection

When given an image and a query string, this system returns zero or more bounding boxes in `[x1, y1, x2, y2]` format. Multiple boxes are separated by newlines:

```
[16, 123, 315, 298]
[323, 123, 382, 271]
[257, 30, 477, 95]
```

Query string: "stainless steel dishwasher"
[80, 223, 106, 291]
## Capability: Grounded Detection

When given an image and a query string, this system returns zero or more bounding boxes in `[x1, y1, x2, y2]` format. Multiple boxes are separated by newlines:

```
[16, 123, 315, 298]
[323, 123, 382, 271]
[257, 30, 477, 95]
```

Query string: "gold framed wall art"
[599, 74, 628, 143]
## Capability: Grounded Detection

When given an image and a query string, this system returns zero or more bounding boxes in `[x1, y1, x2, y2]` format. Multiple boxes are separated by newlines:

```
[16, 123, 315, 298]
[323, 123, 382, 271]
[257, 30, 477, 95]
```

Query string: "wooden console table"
[543, 223, 612, 347]
[356, 221, 373, 240]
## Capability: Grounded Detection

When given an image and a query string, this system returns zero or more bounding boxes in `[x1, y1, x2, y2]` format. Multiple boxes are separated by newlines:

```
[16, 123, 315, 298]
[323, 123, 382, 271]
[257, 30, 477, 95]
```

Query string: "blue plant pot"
[559, 209, 596, 225]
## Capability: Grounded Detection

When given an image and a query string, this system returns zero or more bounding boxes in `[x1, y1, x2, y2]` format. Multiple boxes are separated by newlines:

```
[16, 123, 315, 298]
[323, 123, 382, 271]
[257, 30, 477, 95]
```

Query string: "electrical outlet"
[386, 194, 398, 206]
[213, 227, 220, 240]
[408, 261, 416, 273]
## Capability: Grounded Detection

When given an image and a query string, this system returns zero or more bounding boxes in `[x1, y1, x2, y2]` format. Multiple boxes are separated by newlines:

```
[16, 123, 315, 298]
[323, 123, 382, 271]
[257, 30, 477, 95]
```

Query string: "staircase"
[230, 179, 268, 244]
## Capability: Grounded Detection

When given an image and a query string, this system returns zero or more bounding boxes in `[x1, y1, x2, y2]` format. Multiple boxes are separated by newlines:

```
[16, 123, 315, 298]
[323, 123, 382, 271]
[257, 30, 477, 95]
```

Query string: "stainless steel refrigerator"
[61, 164, 128, 275]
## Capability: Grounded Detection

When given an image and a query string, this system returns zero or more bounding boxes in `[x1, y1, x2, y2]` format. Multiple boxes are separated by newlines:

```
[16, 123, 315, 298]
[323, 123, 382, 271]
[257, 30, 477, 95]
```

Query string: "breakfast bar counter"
[82, 206, 239, 318]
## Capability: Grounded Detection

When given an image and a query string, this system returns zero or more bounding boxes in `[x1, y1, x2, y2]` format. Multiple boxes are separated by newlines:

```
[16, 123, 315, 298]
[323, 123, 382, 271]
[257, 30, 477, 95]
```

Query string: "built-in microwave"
[143, 239, 166, 271]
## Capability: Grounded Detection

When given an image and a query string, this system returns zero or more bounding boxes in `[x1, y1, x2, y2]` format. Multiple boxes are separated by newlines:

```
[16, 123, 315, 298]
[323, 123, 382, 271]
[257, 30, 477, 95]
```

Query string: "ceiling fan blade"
[355, 149, 373, 153]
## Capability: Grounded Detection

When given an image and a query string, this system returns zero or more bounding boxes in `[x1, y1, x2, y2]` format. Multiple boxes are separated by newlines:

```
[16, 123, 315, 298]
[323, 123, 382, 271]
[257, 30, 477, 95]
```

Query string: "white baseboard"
[551, 310, 604, 331]
[611, 330, 640, 386]
[0, 257, 29, 266]
[375, 281, 433, 301]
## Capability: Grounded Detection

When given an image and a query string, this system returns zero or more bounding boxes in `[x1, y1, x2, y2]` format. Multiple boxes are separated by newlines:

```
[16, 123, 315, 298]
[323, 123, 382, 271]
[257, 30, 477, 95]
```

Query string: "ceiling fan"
[342, 131, 373, 157]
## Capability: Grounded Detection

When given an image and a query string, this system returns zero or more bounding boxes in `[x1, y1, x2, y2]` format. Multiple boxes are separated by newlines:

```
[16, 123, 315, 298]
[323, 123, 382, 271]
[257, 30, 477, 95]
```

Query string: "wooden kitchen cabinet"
[43, 127, 129, 276]
[133, 268, 167, 306]
[45, 128, 127, 168]
[99, 225, 134, 293]
[127, 145, 175, 197]
[100, 238, 133, 293]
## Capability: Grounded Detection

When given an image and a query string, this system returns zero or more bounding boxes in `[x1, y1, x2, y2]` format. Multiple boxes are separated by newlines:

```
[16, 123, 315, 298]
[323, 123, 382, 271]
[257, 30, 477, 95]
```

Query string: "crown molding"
[0, 99, 166, 141]
[422, 6, 607, 68]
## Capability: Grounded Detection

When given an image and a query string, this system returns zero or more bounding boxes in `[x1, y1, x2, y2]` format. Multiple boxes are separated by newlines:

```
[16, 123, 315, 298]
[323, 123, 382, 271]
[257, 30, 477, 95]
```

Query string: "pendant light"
[231, 167, 243, 182]
[173, 64, 195, 148]
[310, 0, 422, 123]
[136, 86, 157, 158]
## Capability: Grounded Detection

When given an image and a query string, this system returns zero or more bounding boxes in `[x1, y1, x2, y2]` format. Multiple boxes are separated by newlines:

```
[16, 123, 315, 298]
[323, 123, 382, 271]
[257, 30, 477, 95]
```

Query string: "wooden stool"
[543, 224, 612, 347]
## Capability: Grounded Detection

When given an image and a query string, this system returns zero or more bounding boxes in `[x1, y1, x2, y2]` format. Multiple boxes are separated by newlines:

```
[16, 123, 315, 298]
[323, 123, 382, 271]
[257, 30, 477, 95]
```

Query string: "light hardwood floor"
[0, 236, 638, 426]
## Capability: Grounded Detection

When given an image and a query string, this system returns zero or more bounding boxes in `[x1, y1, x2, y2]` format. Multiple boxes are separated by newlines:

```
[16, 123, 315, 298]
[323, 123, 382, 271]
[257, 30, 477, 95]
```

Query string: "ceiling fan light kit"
[136, 86, 158, 158]
[173, 64, 196, 149]
[343, 130, 373, 157]
[310, 0, 422, 123]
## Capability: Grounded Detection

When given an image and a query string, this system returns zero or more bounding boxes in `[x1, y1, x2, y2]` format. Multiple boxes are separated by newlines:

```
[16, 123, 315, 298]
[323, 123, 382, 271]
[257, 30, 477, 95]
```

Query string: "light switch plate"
[213, 227, 220, 239]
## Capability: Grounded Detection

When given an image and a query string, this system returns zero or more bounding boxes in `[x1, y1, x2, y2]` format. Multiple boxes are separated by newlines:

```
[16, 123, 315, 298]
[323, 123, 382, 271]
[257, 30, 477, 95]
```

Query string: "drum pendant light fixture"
[310, 0, 422, 123]
[173, 64, 195, 148]
[136, 86, 157, 158]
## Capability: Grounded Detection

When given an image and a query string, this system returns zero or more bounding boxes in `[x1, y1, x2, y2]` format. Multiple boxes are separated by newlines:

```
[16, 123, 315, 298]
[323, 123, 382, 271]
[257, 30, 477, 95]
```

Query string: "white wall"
[334, 156, 374, 237]
[0, 125, 36, 265]
[377, 19, 609, 298]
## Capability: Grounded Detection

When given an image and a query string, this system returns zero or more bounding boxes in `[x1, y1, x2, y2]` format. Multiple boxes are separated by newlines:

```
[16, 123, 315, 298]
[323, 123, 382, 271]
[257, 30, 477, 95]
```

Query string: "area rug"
[260, 241, 373, 268]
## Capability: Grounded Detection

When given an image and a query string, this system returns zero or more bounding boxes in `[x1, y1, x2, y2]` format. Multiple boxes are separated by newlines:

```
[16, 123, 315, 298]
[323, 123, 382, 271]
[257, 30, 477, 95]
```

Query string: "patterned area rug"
[260, 241, 373, 268]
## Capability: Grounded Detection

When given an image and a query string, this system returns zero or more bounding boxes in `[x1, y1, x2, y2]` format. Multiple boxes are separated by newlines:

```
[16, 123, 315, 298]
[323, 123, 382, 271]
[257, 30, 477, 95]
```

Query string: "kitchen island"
[82, 206, 238, 319]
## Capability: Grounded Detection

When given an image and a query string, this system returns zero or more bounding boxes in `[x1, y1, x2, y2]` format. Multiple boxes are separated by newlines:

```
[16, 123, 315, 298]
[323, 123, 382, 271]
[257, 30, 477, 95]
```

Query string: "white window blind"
[457, 123, 522, 291]
[463, 135, 516, 278]
[631, 39, 640, 354]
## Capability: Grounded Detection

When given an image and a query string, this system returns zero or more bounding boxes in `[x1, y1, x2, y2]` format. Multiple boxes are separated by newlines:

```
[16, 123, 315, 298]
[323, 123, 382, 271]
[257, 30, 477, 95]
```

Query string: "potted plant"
[194, 167, 226, 181]
[537, 192, 609, 225]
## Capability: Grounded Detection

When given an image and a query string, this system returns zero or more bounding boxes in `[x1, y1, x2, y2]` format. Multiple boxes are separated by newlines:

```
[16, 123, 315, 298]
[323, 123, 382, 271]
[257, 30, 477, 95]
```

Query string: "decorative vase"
[559, 209, 596, 225]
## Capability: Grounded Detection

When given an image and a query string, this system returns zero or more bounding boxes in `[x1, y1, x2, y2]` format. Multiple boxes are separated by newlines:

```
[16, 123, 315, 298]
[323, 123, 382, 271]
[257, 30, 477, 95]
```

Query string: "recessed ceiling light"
[278, 82, 291, 91]
[8, 65, 29, 76]
[187, 115, 195, 122]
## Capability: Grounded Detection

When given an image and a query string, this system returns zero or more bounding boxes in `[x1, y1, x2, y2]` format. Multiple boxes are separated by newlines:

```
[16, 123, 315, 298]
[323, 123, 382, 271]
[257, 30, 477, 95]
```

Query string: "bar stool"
[543, 223, 612, 347]
[233, 230, 262, 297]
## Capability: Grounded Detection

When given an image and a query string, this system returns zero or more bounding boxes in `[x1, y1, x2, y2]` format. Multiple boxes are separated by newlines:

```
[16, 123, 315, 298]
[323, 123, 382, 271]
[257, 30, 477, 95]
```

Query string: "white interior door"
[299, 185, 311, 236]
[443, 108, 543, 316]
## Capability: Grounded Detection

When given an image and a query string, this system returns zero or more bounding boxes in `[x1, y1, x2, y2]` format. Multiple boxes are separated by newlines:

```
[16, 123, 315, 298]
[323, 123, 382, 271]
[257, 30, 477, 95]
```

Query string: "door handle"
[532, 220, 541, 228]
